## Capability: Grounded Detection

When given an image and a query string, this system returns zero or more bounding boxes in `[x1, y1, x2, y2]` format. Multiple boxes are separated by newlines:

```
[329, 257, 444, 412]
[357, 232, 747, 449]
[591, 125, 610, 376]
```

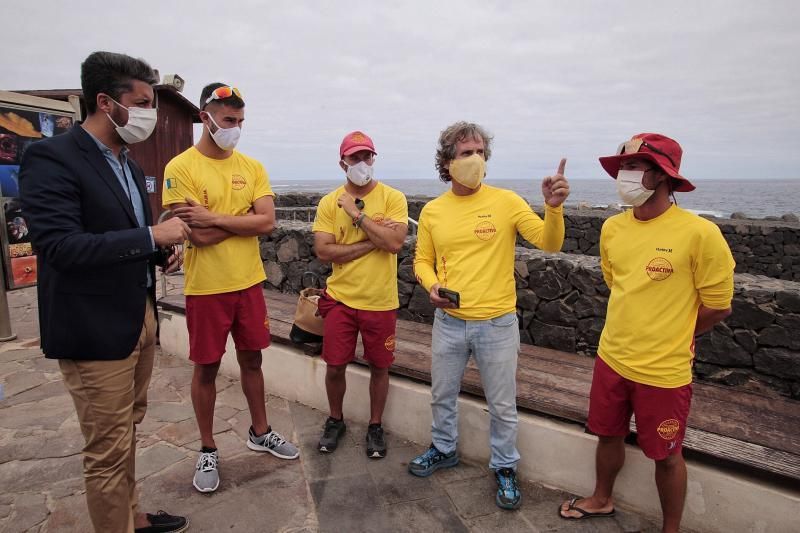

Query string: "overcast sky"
[3, 0, 799, 183]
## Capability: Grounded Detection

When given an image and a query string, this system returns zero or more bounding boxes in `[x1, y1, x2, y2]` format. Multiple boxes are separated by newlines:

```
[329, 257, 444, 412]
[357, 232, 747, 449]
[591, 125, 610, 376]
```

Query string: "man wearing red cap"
[312, 131, 408, 458]
[559, 134, 735, 533]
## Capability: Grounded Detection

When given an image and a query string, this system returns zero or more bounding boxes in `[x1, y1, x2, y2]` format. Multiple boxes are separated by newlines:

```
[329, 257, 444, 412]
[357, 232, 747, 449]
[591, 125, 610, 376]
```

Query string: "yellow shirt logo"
[232, 174, 247, 190]
[474, 221, 497, 241]
[645, 257, 674, 281]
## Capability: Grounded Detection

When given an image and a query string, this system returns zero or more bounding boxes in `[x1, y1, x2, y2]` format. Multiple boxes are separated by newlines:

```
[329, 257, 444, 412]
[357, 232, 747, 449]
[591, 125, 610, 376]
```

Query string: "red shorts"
[317, 291, 396, 369]
[587, 356, 692, 460]
[185, 283, 271, 365]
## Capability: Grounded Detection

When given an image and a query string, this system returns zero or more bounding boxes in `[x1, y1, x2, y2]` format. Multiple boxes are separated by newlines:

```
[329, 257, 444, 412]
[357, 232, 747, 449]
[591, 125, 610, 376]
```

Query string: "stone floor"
[0, 282, 658, 532]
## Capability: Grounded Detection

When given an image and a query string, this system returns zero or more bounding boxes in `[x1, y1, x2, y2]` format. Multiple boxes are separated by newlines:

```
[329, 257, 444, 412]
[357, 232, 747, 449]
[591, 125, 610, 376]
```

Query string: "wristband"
[353, 212, 366, 228]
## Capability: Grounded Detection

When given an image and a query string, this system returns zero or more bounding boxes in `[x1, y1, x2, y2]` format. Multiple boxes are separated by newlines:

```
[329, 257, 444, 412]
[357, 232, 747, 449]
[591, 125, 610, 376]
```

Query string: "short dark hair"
[80, 51, 158, 114]
[435, 122, 493, 183]
[200, 82, 245, 110]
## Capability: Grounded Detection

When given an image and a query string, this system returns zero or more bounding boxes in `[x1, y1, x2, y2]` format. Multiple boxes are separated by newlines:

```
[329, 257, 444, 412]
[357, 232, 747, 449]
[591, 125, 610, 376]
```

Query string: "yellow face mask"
[449, 153, 486, 189]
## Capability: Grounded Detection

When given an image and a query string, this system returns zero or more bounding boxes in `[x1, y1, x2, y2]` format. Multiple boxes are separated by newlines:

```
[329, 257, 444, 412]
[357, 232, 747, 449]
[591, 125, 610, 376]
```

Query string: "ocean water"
[271, 178, 800, 219]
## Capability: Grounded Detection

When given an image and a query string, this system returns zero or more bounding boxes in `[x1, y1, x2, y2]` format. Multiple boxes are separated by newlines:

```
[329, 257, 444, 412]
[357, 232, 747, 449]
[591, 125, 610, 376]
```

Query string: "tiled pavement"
[0, 283, 657, 532]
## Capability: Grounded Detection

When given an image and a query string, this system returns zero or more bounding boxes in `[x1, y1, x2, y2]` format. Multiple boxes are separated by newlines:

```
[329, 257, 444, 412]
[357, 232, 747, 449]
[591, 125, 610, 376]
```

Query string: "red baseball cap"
[340, 131, 377, 158]
[599, 133, 695, 192]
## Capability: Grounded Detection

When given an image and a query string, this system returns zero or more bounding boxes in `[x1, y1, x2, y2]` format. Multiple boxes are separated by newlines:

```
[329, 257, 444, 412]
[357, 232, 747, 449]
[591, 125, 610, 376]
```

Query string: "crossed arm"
[314, 217, 407, 264]
[170, 195, 275, 247]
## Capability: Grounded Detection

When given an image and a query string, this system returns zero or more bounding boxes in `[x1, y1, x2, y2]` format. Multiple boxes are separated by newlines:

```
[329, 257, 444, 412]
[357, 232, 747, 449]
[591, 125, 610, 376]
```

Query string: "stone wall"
[260, 222, 800, 400]
[275, 193, 800, 281]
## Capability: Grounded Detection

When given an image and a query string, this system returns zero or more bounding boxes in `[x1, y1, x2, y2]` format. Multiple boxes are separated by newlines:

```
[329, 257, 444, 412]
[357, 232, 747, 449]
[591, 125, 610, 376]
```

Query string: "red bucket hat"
[599, 133, 695, 192]
[339, 131, 377, 158]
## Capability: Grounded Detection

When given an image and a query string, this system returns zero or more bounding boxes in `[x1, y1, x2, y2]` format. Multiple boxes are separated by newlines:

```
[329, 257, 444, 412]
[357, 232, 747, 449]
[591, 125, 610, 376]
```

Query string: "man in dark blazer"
[19, 51, 190, 533]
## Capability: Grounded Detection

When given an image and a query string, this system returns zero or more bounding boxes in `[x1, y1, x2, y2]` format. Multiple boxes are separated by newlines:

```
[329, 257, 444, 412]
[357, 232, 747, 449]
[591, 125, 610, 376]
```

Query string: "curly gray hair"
[435, 122, 493, 183]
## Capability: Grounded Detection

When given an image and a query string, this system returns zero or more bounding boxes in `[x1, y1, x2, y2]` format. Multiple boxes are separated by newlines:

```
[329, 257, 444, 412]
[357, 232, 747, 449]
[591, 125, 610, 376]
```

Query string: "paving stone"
[613, 507, 652, 532]
[156, 417, 231, 447]
[0, 428, 83, 463]
[0, 348, 43, 363]
[0, 361, 22, 379]
[46, 474, 86, 500]
[443, 474, 500, 519]
[39, 492, 93, 533]
[0, 455, 83, 493]
[467, 510, 539, 532]
[3, 492, 48, 533]
[310, 473, 390, 532]
[429, 456, 490, 484]
[523, 497, 622, 532]
[300, 436, 371, 481]
[214, 405, 240, 421]
[145, 378, 183, 402]
[136, 442, 190, 481]
[29, 357, 59, 373]
[146, 401, 195, 423]
[216, 384, 251, 411]
[1, 370, 49, 397]
[1, 394, 76, 429]
[0, 380, 67, 408]
[386, 495, 470, 532]
[365, 445, 438, 504]
[185, 429, 250, 458]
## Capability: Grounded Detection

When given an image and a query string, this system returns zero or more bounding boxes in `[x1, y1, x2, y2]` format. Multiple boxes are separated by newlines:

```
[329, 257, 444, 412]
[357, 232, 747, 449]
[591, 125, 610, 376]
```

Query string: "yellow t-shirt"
[162, 147, 274, 295]
[598, 205, 735, 388]
[312, 182, 408, 310]
[414, 184, 565, 320]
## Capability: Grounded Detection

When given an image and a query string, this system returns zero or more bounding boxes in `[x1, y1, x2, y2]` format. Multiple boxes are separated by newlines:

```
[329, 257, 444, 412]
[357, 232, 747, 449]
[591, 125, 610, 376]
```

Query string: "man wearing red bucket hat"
[312, 131, 408, 458]
[559, 133, 735, 532]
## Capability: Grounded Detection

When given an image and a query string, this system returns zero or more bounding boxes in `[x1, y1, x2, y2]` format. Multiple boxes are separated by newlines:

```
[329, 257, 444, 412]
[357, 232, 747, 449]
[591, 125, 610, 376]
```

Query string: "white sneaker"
[192, 450, 219, 493]
[247, 426, 300, 459]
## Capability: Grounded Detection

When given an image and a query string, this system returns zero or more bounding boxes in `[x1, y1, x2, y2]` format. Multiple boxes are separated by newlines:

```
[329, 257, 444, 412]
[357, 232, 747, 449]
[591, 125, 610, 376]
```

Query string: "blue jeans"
[430, 308, 521, 470]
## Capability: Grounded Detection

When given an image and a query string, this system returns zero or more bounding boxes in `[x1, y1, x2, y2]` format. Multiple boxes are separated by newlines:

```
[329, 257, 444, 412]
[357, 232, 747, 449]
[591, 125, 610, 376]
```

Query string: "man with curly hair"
[408, 121, 569, 510]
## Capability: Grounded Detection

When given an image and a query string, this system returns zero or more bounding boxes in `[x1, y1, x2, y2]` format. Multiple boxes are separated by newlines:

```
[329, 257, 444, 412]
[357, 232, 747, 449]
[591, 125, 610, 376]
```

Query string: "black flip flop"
[559, 497, 616, 519]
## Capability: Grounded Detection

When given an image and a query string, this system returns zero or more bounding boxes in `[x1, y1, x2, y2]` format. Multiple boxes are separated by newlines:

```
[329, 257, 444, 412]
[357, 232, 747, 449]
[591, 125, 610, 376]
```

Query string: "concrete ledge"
[158, 309, 799, 533]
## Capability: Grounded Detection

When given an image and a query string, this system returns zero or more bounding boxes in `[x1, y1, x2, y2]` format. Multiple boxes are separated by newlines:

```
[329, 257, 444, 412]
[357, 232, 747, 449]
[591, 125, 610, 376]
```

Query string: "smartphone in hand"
[437, 287, 460, 308]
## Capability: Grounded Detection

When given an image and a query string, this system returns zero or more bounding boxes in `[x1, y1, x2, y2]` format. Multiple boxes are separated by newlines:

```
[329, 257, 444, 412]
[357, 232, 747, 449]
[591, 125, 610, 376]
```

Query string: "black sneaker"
[366, 423, 387, 459]
[318, 416, 346, 453]
[134, 510, 189, 533]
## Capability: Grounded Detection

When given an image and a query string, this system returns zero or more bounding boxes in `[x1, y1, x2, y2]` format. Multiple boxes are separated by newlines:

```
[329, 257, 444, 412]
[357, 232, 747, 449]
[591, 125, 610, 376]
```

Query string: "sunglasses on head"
[616, 138, 676, 168]
[204, 86, 243, 106]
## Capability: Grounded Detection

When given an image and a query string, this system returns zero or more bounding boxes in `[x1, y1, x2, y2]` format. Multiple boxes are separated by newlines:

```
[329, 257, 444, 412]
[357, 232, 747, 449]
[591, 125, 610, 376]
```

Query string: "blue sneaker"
[408, 444, 459, 477]
[495, 467, 522, 510]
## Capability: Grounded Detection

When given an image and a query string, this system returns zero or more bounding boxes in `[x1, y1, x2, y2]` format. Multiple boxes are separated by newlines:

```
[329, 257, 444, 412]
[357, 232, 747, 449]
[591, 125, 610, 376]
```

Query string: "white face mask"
[206, 112, 241, 151]
[345, 161, 374, 187]
[106, 98, 157, 144]
[616, 169, 655, 207]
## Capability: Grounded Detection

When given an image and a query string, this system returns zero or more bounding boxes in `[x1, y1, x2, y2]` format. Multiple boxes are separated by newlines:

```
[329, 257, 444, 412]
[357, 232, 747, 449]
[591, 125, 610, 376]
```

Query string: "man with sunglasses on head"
[312, 131, 408, 458]
[162, 83, 299, 494]
[409, 121, 569, 511]
[19, 51, 189, 533]
[559, 134, 734, 533]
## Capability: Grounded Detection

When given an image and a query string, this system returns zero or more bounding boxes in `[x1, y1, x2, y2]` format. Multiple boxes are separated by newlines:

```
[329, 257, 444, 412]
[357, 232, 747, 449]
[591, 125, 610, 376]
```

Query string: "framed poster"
[0, 92, 77, 289]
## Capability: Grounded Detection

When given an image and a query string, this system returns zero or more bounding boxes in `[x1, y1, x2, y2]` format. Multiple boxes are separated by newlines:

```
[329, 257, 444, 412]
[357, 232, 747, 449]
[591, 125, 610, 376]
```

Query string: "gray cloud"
[2, 0, 798, 182]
